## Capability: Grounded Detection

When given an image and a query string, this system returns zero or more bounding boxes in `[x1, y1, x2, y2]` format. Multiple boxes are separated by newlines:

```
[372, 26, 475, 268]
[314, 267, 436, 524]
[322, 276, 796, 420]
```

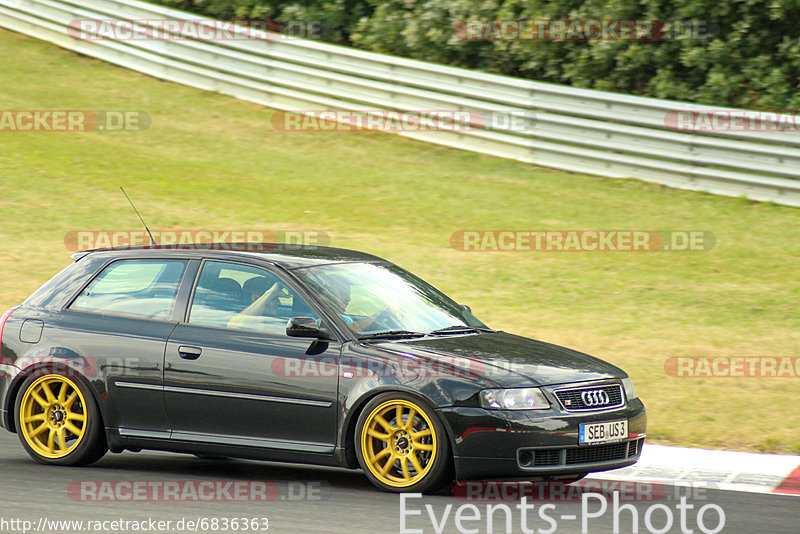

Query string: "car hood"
[369, 331, 623, 387]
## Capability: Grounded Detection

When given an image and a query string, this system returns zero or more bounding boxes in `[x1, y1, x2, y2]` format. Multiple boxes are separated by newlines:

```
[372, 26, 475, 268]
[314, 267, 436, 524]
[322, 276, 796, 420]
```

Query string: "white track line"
[587, 444, 800, 496]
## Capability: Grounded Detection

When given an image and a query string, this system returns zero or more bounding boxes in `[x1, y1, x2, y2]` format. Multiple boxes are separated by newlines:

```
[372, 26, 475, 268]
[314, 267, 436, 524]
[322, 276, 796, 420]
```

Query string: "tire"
[355, 392, 452, 493]
[14, 373, 107, 466]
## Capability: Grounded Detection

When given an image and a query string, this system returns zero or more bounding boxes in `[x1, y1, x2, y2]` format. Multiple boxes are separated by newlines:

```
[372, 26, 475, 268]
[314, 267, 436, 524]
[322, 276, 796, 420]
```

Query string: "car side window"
[70, 259, 187, 319]
[188, 261, 319, 335]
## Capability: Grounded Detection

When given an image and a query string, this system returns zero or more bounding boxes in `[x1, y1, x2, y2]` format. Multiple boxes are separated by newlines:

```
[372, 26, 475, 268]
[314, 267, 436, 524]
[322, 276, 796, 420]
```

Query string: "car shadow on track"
[3, 445, 456, 497]
[70, 451, 386, 493]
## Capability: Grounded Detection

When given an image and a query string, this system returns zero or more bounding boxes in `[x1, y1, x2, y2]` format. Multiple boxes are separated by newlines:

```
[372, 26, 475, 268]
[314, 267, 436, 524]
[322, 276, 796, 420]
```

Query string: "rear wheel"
[15, 373, 107, 466]
[355, 393, 451, 493]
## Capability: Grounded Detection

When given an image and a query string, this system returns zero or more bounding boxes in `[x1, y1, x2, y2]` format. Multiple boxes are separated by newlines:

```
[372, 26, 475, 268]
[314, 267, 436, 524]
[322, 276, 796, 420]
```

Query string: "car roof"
[71, 243, 386, 270]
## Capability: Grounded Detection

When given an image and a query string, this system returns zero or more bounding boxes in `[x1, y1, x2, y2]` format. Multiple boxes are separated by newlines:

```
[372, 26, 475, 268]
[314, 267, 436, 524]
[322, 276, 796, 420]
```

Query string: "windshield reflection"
[294, 262, 486, 337]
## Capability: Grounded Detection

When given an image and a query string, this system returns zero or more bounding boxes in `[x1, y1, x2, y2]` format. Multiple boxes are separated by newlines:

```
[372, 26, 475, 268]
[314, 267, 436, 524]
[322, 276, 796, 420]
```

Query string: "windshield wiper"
[358, 330, 427, 340]
[428, 325, 496, 335]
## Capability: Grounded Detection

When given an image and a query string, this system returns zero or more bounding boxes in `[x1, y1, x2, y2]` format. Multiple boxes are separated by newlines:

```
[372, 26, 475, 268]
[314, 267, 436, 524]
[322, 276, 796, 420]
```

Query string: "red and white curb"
[587, 444, 800, 496]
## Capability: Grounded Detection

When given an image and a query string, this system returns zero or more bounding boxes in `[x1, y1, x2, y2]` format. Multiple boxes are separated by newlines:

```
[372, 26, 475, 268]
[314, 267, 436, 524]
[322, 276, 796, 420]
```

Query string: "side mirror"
[286, 316, 328, 339]
[460, 304, 472, 314]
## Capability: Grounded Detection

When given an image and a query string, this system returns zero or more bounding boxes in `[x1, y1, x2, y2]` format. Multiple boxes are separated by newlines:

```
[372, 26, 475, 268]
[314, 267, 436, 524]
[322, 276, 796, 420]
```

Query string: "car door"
[163, 259, 340, 454]
[60, 257, 196, 439]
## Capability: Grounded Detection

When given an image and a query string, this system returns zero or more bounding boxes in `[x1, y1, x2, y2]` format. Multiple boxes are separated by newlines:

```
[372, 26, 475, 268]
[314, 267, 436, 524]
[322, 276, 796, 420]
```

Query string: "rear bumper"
[439, 397, 647, 481]
[0, 363, 22, 432]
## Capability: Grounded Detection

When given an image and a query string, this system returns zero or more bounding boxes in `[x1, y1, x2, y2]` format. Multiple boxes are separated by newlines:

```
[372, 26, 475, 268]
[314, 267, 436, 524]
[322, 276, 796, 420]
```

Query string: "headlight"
[622, 377, 637, 400]
[479, 388, 550, 410]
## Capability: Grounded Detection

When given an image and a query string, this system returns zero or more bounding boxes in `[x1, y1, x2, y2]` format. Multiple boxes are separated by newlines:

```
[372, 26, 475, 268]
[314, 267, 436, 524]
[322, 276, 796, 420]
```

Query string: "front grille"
[517, 438, 644, 469]
[566, 442, 627, 464]
[554, 384, 624, 411]
[533, 449, 560, 466]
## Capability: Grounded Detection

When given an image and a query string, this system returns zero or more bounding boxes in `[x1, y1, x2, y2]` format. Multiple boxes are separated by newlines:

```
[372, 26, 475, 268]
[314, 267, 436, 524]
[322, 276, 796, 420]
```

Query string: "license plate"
[579, 420, 628, 445]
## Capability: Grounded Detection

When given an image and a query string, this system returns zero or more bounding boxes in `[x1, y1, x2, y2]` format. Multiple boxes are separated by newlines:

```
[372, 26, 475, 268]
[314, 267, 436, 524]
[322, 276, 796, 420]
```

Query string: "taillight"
[0, 307, 17, 350]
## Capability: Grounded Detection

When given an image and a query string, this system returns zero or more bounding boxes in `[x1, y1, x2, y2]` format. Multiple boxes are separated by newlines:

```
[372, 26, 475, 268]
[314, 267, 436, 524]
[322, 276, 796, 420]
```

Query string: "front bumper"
[439, 394, 647, 481]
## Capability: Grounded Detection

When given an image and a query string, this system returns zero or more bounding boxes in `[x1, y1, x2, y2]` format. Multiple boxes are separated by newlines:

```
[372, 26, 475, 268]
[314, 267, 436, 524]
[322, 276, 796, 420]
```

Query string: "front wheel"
[15, 373, 107, 466]
[355, 393, 452, 493]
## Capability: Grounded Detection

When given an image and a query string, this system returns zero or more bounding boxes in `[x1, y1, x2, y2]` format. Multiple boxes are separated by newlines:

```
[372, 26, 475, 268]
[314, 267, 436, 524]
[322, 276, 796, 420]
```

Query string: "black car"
[0, 244, 646, 492]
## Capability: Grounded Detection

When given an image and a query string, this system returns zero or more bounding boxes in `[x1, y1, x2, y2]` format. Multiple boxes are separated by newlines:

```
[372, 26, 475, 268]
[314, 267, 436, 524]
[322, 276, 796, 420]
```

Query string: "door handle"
[177, 345, 202, 360]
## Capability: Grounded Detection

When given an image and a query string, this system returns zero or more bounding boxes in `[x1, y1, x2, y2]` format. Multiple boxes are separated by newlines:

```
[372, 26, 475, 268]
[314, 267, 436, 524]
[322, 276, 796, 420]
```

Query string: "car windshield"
[294, 262, 487, 337]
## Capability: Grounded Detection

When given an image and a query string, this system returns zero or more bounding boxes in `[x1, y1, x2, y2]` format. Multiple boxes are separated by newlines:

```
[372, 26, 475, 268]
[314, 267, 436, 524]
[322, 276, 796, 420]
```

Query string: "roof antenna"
[120, 186, 157, 247]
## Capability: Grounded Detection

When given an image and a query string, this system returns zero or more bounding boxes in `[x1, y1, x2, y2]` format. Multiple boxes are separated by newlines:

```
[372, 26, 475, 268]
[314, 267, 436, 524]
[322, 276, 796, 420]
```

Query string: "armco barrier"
[1, 0, 799, 207]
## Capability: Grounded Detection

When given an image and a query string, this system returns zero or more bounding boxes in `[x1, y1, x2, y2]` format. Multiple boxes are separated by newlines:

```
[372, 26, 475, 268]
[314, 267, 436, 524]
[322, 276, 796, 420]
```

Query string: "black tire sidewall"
[355, 392, 452, 493]
[14, 372, 106, 466]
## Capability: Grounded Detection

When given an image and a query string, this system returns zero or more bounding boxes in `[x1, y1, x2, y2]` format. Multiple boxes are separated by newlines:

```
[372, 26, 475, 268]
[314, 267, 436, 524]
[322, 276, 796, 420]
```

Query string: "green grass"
[1, 29, 799, 454]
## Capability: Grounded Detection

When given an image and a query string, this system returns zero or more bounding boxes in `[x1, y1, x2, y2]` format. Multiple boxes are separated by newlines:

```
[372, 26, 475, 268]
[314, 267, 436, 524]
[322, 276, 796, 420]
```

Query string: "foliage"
[148, 0, 800, 110]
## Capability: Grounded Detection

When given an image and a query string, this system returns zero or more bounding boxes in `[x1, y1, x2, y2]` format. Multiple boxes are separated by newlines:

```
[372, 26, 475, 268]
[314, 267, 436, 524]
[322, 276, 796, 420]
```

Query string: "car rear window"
[69, 259, 186, 319]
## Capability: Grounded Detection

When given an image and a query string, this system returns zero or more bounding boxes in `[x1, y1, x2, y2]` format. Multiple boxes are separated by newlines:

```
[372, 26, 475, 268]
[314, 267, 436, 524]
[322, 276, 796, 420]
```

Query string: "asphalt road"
[0, 432, 795, 534]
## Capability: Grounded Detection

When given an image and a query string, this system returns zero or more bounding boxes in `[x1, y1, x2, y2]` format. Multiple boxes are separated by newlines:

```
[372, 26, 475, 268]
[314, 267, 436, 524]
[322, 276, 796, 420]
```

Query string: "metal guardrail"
[2, 0, 800, 207]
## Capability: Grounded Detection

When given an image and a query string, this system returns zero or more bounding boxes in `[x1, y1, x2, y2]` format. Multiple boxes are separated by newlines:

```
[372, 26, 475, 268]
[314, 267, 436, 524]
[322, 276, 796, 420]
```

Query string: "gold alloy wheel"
[19, 375, 88, 459]
[360, 398, 438, 488]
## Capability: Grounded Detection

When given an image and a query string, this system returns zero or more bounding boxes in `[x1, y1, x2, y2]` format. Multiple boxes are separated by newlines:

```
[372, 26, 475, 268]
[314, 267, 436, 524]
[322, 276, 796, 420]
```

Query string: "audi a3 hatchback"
[0, 244, 646, 492]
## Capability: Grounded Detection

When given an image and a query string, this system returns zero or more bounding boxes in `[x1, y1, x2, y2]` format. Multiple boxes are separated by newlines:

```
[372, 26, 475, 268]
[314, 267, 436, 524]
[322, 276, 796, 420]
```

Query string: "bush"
[147, 0, 800, 109]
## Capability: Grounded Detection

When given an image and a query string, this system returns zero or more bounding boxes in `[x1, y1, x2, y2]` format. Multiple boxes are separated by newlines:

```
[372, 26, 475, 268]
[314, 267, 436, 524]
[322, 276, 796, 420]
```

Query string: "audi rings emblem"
[581, 389, 611, 406]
